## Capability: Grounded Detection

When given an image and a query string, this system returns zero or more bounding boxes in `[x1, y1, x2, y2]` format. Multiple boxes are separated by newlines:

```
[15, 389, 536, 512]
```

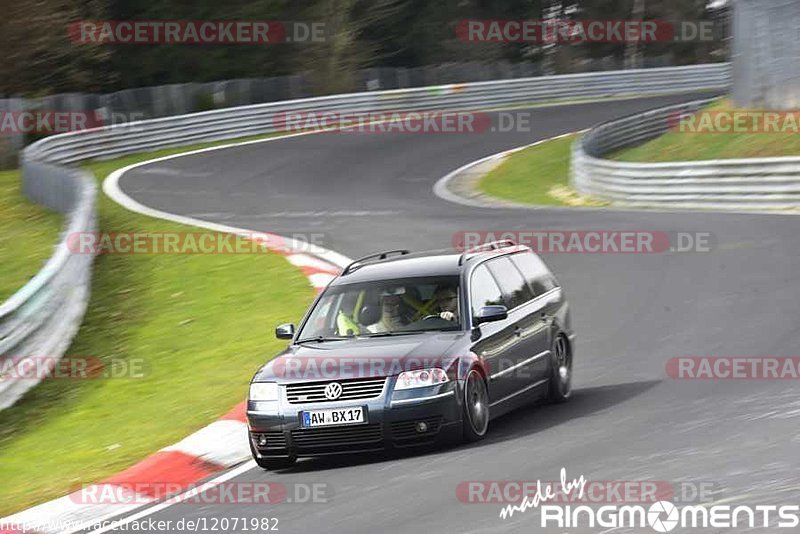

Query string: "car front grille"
[290, 424, 383, 452]
[285, 377, 386, 404]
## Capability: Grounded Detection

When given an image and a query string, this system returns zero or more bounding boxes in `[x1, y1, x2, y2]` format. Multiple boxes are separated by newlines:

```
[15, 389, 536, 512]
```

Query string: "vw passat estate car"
[247, 240, 575, 469]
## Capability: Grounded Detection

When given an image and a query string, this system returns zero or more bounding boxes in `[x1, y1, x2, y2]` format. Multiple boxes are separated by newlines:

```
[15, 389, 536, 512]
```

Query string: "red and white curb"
[1, 142, 352, 534]
[0, 247, 343, 534]
[0, 404, 251, 534]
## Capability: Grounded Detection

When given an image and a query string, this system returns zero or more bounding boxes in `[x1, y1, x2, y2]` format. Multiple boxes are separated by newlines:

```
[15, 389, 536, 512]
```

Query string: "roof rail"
[458, 239, 517, 265]
[341, 249, 410, 275]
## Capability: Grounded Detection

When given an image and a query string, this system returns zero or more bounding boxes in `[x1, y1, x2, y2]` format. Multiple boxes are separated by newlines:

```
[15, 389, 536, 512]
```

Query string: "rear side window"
[486, 257, 534, 309]
[510, 253, 558, 296]
[469, 265, 505, 317]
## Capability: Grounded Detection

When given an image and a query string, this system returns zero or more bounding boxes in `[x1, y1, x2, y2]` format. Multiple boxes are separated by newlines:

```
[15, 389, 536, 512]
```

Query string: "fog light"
[257, 435, 268, 446]
[415, 421, 428, 433]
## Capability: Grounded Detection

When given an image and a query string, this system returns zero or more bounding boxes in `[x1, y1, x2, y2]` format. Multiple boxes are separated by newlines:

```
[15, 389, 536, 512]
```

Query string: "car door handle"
[513, 326, 522, 337]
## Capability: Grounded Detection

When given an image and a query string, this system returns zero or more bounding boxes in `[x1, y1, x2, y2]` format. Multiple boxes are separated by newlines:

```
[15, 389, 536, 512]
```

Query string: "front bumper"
[247, 379, 462, 459]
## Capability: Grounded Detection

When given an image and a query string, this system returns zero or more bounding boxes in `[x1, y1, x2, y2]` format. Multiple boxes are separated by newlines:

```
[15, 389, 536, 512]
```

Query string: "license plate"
[301, 407, 366, 428]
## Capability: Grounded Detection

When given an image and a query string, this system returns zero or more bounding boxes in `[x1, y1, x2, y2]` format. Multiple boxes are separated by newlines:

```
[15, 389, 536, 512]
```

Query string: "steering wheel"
[422, 314, 441, 321]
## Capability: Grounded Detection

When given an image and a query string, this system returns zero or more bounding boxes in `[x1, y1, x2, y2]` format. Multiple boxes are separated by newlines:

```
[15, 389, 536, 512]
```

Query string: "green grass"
[479, 98, 800, 208]
[0, 137, 315, 515]
[613, 99, 800, 162]
[0, 171, 63, 301]
[478, 133, 606, 206]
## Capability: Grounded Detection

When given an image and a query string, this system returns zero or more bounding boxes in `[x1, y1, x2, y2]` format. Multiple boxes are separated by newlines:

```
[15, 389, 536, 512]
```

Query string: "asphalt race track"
[113, 93, 800, 533]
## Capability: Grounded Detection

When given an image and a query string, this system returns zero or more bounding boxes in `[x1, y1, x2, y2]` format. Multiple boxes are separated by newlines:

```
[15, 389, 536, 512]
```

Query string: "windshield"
[297, 276, 462, 340]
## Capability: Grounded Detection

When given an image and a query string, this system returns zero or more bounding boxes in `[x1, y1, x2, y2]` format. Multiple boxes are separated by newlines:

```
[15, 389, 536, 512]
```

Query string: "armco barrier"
[0, 163, 96, 409]
[572, 98, 800, 210]
[25, 64, 729, 166]
[1, 64, 730, 410]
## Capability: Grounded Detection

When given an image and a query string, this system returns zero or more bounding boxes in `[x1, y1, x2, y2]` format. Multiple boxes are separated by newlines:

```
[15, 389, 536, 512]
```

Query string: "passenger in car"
[367, 294, 408, 333]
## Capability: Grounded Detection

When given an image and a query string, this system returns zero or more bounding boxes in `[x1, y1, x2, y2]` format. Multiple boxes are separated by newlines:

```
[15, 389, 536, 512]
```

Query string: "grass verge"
[0, 135, 315, 515]
[0, 170, 63, 301]
[478, 133, 607, 207]
[612, 98, 800, 161]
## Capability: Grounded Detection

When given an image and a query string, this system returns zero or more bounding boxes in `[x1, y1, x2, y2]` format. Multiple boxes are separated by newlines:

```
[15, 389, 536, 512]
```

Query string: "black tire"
[462, 368, 490, 442]
[250, 438, 296, 470]
[548, 334, 572, 403]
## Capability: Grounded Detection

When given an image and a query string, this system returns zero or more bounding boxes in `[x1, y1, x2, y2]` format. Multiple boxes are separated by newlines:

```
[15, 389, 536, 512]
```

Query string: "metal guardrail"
[0, 163, 96, 409]
[2, 58, 685, 165]
[572, 97, 800, 210]
[26, 64, 730, 166]
[1, 63, 730, 410]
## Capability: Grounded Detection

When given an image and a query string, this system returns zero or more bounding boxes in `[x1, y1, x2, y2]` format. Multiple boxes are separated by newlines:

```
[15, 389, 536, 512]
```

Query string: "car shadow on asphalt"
[275, 379, 661, 474]
[478, 379, 661, 446]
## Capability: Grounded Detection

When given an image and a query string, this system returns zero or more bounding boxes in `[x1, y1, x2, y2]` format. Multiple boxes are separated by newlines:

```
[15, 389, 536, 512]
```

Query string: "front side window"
[296, 276, 462, 340]
[469, 265, 505, 318]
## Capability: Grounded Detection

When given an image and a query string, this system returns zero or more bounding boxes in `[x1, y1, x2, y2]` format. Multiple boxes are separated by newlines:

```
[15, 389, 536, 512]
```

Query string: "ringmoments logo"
[498, 469, 800, 531]
[537, 501, 800, 531]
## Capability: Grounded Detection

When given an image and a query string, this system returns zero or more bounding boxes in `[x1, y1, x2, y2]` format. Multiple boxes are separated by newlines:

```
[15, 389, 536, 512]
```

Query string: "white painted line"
[4, 484, 155, 534]
[285, 253, 341, 274]
[63, 461, 258, 534]
[307, 272, 337, 289]
[432, 131, 581, 209]
[103, 137, 353, 271]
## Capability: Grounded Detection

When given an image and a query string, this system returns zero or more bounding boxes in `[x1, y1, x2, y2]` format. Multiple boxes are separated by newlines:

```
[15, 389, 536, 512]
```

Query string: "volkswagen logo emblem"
[324, 382, 343, 400]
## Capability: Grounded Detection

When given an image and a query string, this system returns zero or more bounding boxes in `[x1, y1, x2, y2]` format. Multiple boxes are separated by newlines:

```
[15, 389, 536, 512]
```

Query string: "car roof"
[329, 245, 532, 286]
[330, 252, 462, 285]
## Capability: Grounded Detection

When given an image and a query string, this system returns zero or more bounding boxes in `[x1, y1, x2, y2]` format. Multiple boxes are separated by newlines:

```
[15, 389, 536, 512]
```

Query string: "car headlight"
[395, 368, 449, 390]
[249, 382, 279, 401]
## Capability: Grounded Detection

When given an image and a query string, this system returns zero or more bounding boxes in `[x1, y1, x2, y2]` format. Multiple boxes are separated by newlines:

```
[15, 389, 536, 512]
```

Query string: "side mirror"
[275, 323, 295, 340]
[474, 305, 508, 325]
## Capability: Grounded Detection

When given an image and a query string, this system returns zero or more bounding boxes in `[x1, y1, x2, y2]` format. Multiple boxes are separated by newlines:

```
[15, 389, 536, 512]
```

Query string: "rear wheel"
[548, 334, 572, 403]
[462, 369, 489, 442]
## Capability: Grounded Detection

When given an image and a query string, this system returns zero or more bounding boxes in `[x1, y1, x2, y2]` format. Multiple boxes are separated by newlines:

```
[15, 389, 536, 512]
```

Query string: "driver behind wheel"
[433, 286, 459, 322]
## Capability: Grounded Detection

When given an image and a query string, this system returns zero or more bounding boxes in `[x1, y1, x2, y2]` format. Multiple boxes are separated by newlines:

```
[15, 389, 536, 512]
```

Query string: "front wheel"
[462, 369, 489, 442]
[548, 334, 572, 403]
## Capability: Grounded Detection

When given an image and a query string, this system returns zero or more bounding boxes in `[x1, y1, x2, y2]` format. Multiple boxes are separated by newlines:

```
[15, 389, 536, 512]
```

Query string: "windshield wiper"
[359, 331, 425, 338]
[296, 337, 346, 343]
